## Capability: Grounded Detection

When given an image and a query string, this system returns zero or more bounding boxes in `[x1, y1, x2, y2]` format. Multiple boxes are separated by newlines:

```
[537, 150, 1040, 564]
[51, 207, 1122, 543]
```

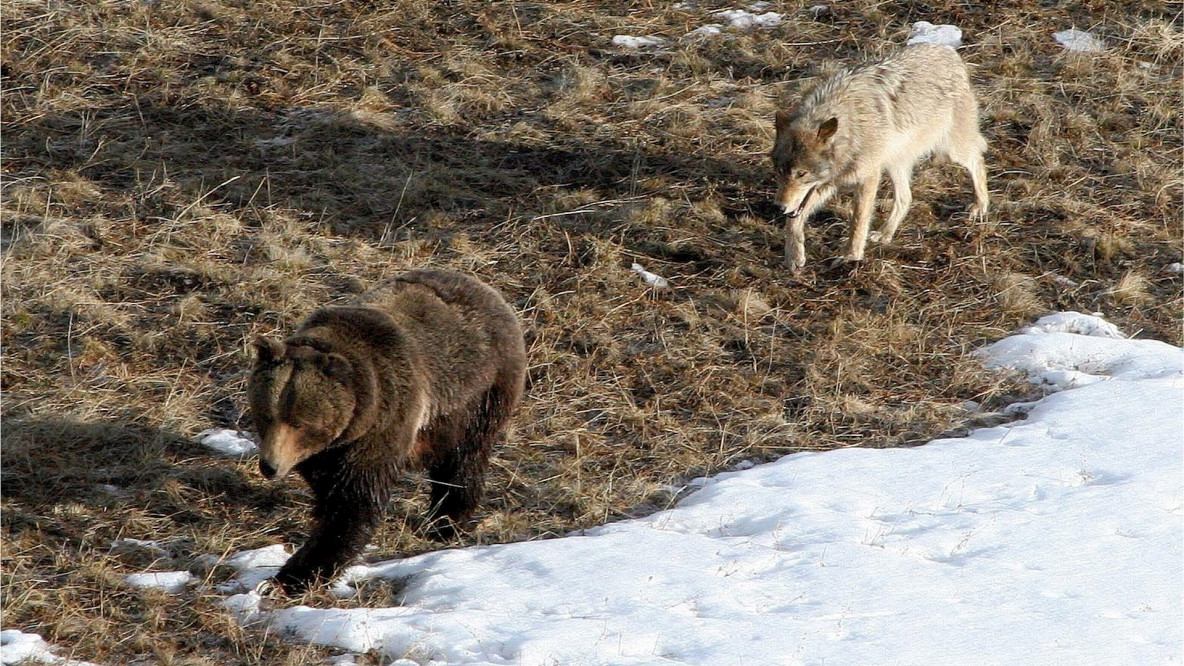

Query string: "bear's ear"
[317, 352, 352, 383]
[253, 337, 285, 365]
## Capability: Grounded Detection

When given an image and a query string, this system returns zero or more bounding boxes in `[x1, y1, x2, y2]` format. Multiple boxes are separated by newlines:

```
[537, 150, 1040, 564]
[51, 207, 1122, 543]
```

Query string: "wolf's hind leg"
[949, 143, 989, 220]
[947, 102, 990, 220]
[964, 155, 990, 221]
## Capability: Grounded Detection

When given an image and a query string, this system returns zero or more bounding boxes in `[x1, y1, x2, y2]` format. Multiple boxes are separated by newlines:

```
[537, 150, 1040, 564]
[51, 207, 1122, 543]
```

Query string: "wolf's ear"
[253, 337, 285, 365]
[317, 352, 353, 383]
[774, 109, 793, 133]
[817, 117, 839, 143]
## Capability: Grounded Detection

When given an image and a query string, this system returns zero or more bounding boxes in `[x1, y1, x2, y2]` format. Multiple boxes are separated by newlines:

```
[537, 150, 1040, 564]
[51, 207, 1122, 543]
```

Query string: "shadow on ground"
[5, 98, 771, 238]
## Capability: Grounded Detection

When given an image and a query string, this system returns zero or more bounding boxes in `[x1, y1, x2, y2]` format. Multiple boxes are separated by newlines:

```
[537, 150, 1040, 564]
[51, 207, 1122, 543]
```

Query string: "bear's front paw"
[253, 578, 285, 598]
[273, 564, 317, 596]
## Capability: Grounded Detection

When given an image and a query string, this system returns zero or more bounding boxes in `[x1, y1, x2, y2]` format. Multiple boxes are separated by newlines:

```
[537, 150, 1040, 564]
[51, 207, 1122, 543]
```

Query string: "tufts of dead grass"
[3, 0, 1181, 662]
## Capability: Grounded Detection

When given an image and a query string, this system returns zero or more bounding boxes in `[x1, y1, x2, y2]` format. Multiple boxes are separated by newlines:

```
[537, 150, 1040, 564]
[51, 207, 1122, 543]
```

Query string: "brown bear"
[247, 269, 526, 594]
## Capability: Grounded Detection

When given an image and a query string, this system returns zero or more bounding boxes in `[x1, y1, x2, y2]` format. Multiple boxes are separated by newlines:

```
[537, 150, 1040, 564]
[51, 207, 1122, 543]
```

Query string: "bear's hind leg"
[423, 384, 514, 540]
[423, 420, 489, 541]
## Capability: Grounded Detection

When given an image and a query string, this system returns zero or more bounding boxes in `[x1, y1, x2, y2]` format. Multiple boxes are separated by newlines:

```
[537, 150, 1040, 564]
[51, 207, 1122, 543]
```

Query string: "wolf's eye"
[794, 170, 807, 179]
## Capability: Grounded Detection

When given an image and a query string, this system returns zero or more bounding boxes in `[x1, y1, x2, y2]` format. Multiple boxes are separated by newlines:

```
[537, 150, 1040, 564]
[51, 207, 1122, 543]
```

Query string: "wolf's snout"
[259, 458, 278, 479]
[777, 201, 800, 218]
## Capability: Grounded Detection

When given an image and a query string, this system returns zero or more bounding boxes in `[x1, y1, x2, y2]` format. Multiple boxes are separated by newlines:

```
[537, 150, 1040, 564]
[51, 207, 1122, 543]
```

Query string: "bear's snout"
[256, 422, 303, 480]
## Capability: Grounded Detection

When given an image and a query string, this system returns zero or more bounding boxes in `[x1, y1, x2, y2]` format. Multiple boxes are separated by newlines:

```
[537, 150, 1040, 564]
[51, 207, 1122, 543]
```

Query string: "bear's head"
[248, 338, 356, 480]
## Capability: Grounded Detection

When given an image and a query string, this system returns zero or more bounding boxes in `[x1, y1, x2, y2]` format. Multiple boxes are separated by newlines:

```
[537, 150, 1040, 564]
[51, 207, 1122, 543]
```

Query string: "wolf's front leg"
[869, 166, 913, 245]
[782, 185, 833, 272]
[783, 213, 808, 273]
[843, 177, 880, 262]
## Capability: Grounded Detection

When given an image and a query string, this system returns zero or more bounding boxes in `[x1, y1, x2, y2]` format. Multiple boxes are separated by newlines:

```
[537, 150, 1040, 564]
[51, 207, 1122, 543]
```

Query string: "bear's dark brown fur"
[248, 269, 526, 593]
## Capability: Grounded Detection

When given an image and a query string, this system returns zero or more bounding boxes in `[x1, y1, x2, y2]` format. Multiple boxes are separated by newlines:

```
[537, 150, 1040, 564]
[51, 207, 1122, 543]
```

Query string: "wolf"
[771, 43, 989, 272]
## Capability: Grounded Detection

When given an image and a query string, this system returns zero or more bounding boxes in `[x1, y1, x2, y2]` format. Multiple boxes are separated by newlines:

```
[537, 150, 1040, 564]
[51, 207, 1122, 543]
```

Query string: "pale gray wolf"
[248, 269, 526, 593]
[771, 43, 989, 272]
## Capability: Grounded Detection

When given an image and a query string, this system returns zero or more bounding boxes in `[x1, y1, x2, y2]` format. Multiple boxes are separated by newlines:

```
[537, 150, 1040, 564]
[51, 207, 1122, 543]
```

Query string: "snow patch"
[1020, 311, 1123, 339]
[652, 5, 785, 41]
[1054, 28, 1106, 52]
[222, 591, 265, 623]
[125, 571, 195, 594]
[197, 428, 258, 457]
[111, 537, 171, 556]
[216, 314, 1183, 665]
[631, 263, 670, 289]
[1, 631, 53, 665]
[0, 631, 98, 666]
[978, 313, 1182, 391]
[713, 9, 783, 30]
[219, 544, 292, 593]
[226, 544, 291, 571]
[907, 21, 963, 47]
[686, 24, 724, 37]
[612, 35, 667, 49]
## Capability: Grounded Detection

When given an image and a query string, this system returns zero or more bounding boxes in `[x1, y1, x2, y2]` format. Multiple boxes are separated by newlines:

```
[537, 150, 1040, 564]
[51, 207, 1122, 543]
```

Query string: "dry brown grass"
[2, 1, 1181, 663]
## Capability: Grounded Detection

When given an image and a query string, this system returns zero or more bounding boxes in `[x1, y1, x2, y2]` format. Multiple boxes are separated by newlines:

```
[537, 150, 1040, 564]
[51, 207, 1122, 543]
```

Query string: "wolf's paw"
[783, 254, 806, 274]
[968, 202, 989, 221]
[867, 231, 895, 245]
[827, 255, 864, 272]
[819, 255, 862, 276]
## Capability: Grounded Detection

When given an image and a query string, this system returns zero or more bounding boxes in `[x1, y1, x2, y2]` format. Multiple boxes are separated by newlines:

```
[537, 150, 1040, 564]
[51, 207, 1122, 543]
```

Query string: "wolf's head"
[771, 112, 839, 217]
[247, 338, 357, 480]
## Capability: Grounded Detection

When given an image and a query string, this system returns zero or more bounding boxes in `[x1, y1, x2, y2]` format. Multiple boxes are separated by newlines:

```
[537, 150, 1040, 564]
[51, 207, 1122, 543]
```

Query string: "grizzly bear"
[247, 269, 526, 594]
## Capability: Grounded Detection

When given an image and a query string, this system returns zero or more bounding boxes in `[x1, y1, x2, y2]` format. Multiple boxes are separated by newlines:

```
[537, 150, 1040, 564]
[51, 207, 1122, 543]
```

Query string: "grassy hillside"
[2, 1, 1179, 663]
